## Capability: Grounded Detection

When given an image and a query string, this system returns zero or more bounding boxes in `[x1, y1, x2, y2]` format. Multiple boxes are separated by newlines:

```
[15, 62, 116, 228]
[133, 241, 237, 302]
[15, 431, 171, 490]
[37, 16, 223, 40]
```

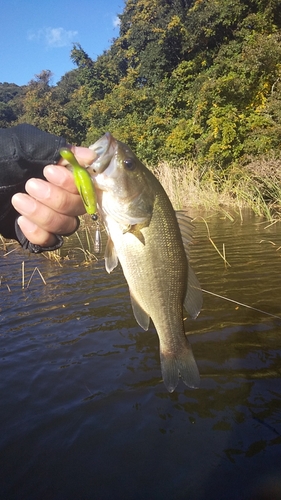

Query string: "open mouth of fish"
[87, 132, 117, 176]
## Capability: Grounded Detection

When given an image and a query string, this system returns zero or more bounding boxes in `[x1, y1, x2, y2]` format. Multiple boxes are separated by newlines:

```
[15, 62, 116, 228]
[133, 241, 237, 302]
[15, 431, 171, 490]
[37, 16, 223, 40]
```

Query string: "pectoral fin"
[104, 237, 119, 273]
[130, 292, 150, 330]
[125, 225, 146, 245]
[131, 228, 145, 245]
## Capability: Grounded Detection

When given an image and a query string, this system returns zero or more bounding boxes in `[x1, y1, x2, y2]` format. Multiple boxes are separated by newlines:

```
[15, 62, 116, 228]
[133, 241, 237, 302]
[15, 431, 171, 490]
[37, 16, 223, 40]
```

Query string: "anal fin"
[184, 265, 203, 319]
[104, 237, 119, 273]
[130, 292, 150, 331]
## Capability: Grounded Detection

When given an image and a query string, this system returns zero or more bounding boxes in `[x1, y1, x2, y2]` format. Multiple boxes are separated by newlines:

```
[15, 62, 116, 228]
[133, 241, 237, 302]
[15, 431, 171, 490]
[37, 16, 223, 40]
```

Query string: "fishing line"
[199, 287, 281, 320]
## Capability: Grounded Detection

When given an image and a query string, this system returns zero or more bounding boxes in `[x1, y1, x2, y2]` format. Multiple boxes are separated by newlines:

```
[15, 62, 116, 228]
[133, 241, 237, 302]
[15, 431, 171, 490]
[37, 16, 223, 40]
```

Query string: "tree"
[118, 0, 191, 84]
[18, 71, 70, 138]
[0, 83, 24, 127]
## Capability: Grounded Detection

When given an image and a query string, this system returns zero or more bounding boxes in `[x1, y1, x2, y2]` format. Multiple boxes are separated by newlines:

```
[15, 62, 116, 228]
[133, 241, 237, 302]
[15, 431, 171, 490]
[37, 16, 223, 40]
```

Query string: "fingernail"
[17, 216, 37, 233]
[26, 178, 51, 199]
[72, 146, 97, 165]
[12, 193, 37, 215]
[44, 165, 69, 185]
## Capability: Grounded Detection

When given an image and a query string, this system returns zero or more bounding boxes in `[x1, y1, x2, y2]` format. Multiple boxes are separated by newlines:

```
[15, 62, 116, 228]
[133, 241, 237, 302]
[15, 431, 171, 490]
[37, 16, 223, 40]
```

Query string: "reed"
[0, 275, 11, 292]
[74, 228, 98, 262]
[42, 247, 63, 265]
[21, 262, 47, 289]
[153, 161, 235, 210]
[0, 235, 7, 252]
[0, 262, 46, 291]
[153, 156, 281, 220]
[195, 216, 231, 268]
[25, 266, 46, 288]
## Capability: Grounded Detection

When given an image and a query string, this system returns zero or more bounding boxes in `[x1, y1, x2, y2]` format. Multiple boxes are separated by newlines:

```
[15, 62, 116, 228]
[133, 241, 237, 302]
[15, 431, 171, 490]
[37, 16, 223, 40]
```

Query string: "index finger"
[43, 164, 78, 194]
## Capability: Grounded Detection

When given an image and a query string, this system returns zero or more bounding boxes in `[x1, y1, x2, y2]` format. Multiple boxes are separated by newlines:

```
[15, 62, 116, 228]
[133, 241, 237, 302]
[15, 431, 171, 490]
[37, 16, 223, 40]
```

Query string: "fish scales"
[89, 133, 202, 392]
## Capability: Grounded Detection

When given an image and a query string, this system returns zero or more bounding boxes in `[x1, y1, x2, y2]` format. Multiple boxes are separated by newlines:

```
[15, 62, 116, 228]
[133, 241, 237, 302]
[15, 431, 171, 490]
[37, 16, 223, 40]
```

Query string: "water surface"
[0, 210, 281, 500]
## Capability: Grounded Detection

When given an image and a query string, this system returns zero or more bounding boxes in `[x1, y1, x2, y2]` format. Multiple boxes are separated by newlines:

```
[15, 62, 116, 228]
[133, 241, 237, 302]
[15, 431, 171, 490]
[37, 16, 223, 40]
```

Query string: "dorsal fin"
[175, 211, 194, 257]
[175, 211, 203, 319]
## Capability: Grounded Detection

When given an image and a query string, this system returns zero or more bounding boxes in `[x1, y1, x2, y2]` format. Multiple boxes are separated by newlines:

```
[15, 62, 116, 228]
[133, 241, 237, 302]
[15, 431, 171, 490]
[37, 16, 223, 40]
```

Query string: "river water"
[0, 210, 281, 500]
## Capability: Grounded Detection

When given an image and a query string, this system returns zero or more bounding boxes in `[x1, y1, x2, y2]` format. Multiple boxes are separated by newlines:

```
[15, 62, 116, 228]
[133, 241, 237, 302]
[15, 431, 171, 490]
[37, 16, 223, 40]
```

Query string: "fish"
[88, 132, 203, 392]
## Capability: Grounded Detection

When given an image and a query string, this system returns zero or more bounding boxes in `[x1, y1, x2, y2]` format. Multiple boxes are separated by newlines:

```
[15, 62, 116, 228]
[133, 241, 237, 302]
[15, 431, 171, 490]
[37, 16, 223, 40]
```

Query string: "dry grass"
[154, 156, 281, 220]
[0, 258, 47, 291]
[153, 161, 242, 211]
[41, 218, 104, 264]
[241, 157, 281, 219]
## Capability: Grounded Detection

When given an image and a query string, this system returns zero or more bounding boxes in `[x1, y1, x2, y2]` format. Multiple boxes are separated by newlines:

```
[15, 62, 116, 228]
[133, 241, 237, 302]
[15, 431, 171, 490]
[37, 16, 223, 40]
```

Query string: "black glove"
[0, 124, 68, 250]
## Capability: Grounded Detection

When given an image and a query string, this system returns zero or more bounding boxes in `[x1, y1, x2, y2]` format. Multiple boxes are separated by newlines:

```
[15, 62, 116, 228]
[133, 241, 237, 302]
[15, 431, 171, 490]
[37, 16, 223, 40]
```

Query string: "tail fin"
[160, 341, 200, 393]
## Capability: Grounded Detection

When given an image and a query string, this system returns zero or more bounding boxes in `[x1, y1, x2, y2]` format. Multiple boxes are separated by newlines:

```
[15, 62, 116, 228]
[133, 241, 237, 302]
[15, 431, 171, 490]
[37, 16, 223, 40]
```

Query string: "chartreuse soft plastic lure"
[60, 148, 98, 221]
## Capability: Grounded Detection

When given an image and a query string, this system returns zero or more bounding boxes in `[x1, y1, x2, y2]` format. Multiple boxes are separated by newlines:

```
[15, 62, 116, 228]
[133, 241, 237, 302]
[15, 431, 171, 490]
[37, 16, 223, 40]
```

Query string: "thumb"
[71, 146, 97, 166]
[58, 145, 97, 167]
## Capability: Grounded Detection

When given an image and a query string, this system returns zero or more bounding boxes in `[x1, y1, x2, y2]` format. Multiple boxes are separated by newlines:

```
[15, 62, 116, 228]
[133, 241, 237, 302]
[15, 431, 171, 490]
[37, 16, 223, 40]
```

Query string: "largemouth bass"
[88, 133, 203, 392]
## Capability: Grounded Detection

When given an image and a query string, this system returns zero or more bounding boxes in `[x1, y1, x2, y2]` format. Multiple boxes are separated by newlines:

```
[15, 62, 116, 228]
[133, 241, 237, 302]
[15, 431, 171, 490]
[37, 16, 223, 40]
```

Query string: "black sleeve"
[0, 123, 68, 246]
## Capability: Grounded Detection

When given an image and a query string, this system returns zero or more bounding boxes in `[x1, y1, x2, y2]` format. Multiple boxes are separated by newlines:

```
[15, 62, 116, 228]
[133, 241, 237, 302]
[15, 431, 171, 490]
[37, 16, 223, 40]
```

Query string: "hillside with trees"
[1, 0, 281, 214]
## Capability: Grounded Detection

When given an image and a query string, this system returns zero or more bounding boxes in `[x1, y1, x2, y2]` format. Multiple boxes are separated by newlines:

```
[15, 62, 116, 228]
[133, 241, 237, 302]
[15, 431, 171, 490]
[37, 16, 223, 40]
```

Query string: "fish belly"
[106, 213, 200, 392]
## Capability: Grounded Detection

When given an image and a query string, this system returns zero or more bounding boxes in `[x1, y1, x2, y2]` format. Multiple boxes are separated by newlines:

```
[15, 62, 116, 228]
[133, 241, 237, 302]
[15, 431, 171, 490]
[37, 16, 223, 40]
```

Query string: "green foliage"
[118, 0, 191, 84]
[17, 71, 69, 138]
[3, 0, 281, 183]
[0, 101, 17, 127]
[0, 83, 24, 127]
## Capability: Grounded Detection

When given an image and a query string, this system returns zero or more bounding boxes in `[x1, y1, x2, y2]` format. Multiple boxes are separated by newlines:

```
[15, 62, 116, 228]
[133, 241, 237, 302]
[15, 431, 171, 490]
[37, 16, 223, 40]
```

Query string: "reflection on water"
[0, 210, 281, 500]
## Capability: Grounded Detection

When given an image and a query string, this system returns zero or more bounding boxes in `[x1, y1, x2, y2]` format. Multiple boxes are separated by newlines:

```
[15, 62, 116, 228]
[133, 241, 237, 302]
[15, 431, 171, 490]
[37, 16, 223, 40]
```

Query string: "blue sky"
[1, 0, 125, 86]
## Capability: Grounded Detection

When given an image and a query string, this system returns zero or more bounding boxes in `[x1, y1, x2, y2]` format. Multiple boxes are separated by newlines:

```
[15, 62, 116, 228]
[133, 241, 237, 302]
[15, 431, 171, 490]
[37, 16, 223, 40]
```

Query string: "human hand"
[11, 146, 97, 248]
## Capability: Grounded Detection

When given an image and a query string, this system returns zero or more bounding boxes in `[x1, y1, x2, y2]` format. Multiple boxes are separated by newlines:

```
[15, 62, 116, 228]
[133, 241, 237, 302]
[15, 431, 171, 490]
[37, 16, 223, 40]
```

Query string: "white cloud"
[27, 27, 78, 48]
[113, 16, 120, 28]
[46, 27, 78, 47]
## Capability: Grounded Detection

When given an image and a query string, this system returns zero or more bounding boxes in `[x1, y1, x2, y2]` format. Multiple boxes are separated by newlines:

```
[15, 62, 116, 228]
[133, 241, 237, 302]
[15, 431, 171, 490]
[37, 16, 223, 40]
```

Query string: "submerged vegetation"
[1, 0, 281, 217]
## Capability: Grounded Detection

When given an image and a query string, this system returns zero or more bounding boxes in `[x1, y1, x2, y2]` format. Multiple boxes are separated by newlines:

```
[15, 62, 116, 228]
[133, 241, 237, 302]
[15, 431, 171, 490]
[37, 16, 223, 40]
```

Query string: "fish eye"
[123, 158, 136, 171]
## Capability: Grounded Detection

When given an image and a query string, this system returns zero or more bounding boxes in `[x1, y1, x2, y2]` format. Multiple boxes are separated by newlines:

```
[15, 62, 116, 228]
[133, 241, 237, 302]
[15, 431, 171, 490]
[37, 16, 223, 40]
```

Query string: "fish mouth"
[88, 132, 116, 175]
